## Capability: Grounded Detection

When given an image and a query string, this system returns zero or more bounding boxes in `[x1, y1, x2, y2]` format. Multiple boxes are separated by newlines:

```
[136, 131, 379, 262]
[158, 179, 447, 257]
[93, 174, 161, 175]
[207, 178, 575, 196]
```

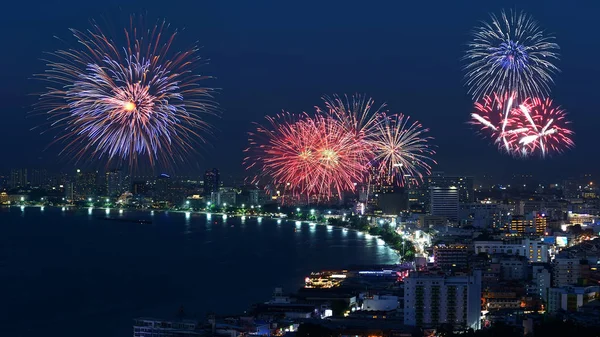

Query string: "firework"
[370, 114, 436, 186]
[36, 16, 216, 167]
[317, 94, 383, 138]
[513, 98, 574, 157]
[464, 10, 560, 101]
[245, 113, 371, 199]
[245, 113, 319, 195]
[470, 93, 528, 153]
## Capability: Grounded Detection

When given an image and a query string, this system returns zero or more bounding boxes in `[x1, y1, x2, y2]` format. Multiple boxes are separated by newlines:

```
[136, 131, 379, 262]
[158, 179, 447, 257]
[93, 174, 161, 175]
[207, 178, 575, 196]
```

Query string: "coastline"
[5, 204, 406, 261]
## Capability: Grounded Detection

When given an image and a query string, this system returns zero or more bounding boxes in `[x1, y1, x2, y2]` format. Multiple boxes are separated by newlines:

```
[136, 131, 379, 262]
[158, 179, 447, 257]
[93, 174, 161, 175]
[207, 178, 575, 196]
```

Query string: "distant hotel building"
[430, 186, 459, 222]
[203, 168, 220, 197]
[473, 239, 549, 263]
[404, 270, 482, 330]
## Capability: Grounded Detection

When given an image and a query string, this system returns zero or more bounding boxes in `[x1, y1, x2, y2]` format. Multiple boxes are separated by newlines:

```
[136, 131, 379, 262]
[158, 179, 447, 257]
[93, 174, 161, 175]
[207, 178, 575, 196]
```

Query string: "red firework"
[470, 93, 525, 154]
[245, 113, 371, 199]
[512, 97, 574, 157]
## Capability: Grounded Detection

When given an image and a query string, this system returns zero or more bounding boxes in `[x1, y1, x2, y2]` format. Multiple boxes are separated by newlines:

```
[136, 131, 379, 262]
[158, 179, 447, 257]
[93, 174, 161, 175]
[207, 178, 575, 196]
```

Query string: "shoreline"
[6, 204, 403, 259]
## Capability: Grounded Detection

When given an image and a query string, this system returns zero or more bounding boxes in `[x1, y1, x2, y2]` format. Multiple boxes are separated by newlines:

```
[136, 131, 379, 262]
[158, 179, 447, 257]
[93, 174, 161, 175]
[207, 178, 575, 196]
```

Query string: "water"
[0, 206, 397, 337]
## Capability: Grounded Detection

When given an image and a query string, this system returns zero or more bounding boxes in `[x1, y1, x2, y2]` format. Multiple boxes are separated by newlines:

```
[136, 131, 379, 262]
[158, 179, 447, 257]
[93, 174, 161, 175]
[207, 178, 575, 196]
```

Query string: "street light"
[310, 209, 315, 214]
[296, 208, 300, 212]
[88, 198, 92, 202]
[223, 203, 227, 207]
[186, 200, 190, 205]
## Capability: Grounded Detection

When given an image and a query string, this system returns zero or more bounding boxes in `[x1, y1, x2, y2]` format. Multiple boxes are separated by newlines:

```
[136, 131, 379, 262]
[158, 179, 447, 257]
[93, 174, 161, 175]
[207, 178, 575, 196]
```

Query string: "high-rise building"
[154, 174, 172, 202]
[426, 173, 474, 204]
[203, 168, 220, 197]
[75, 169, 98, 200]
[552, 255, 583, 287]
[10, 169, 28, 188]
[105, 169, 123, 197]
[430, 186, 459, 221]
[404, 270, 482, 329]
[29, 169, 48, 188]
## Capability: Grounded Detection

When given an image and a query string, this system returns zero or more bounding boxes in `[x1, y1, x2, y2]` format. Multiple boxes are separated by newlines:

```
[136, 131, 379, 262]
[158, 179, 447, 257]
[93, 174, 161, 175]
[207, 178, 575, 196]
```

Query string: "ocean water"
[0, 206, 397, 337]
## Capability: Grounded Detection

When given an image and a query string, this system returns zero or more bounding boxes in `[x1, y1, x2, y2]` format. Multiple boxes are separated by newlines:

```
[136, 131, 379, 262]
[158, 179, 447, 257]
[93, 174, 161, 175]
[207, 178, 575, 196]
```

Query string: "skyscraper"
[430, 186, 459, 221]
[203, 168, 220, 197]
[10, 169, 28, 188]
[105, 169, 123, 197]
[426, 173, 474, 204]
[75, 169, 98, 200]
[29, 169, 48, 188]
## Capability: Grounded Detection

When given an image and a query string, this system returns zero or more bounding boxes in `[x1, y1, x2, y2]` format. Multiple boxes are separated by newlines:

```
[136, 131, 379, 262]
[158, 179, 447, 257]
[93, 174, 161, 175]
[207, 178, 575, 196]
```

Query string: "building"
[552, 256, 583, 287]
[547, 286, 600, 313]
[426, 173, 475, 204]
[10, 168, 28, 188]
[403, 270, 482, 330]
[376, 189, 409, 215]
[203, 168, 220, 197]
[430, 186, 459, 221]
[105, 169, 123, 197]
[132, 180, 151, 196]
[210, 187, 237, 206]
[505, 213, 547, 235]
[29, 169, 48, 188]
[154, 174, 172, 202]
[459, 203, 510, 229]
[361, 294, 399, 311]
[493, 254, 528, 281]
[530, 264, 552, 303]
[433, 244, 469, 271]
[473, 239, 549, 263]
[133, 318, 201, 337]
[74, 169, 98, 200]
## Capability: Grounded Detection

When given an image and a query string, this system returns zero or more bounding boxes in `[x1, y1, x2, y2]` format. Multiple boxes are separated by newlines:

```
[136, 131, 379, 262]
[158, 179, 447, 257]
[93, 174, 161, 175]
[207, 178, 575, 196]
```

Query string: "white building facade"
[404, 271, 482, 330]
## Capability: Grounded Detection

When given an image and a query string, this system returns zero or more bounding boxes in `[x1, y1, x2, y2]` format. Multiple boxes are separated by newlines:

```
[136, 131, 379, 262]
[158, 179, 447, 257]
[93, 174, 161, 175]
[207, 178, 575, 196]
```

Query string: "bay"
[0, 206, 397, 337]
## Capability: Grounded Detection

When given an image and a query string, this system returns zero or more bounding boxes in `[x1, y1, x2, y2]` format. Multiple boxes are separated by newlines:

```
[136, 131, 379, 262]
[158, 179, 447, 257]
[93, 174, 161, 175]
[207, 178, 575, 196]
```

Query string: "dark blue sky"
[1, 0, 598, 180]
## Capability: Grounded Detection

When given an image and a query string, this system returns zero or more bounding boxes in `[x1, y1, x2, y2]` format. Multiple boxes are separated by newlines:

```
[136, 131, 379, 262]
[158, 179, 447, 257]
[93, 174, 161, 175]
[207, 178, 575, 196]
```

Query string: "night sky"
[1, 0, 598, 180]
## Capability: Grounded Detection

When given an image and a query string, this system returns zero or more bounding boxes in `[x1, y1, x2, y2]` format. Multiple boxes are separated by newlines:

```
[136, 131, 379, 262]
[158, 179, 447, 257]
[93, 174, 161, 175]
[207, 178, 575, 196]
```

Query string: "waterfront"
[0, 206, 397, 337]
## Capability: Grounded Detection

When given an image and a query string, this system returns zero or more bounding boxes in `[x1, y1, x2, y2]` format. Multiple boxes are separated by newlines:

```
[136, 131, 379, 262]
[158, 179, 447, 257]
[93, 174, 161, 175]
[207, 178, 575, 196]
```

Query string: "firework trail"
[36, 16, 216, 167]
[513, 97, 574, 157]
[245, 113, 371, 199]
[464, 10, 560, 102]
[370, 114, 436, 186]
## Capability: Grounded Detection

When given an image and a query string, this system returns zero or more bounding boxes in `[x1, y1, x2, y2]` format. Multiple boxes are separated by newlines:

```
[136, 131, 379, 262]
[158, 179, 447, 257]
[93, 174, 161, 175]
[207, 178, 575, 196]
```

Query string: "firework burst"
[370, 114, 436, 186]
[464, 10, 560, 101]
[36, 16, 216, 167]
[513, 97, 574, 157]
[245, 113, 371, 199]
[470, 93, 527, 153]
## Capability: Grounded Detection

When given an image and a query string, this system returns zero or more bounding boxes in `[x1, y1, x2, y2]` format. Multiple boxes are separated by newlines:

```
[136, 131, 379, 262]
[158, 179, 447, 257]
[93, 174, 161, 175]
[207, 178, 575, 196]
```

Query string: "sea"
[0, 205, 397, 337]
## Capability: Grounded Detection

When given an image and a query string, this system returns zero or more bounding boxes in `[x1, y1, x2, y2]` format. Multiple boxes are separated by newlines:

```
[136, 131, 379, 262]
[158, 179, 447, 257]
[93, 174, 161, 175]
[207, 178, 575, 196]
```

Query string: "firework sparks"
[370, 114, 436, 186]
[36, 16, 216, 167]
[464, 10, 560, 101]
[470, 93, 524, 153]
[513, 97, 574, 157]
[245, 113, 371, 199]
